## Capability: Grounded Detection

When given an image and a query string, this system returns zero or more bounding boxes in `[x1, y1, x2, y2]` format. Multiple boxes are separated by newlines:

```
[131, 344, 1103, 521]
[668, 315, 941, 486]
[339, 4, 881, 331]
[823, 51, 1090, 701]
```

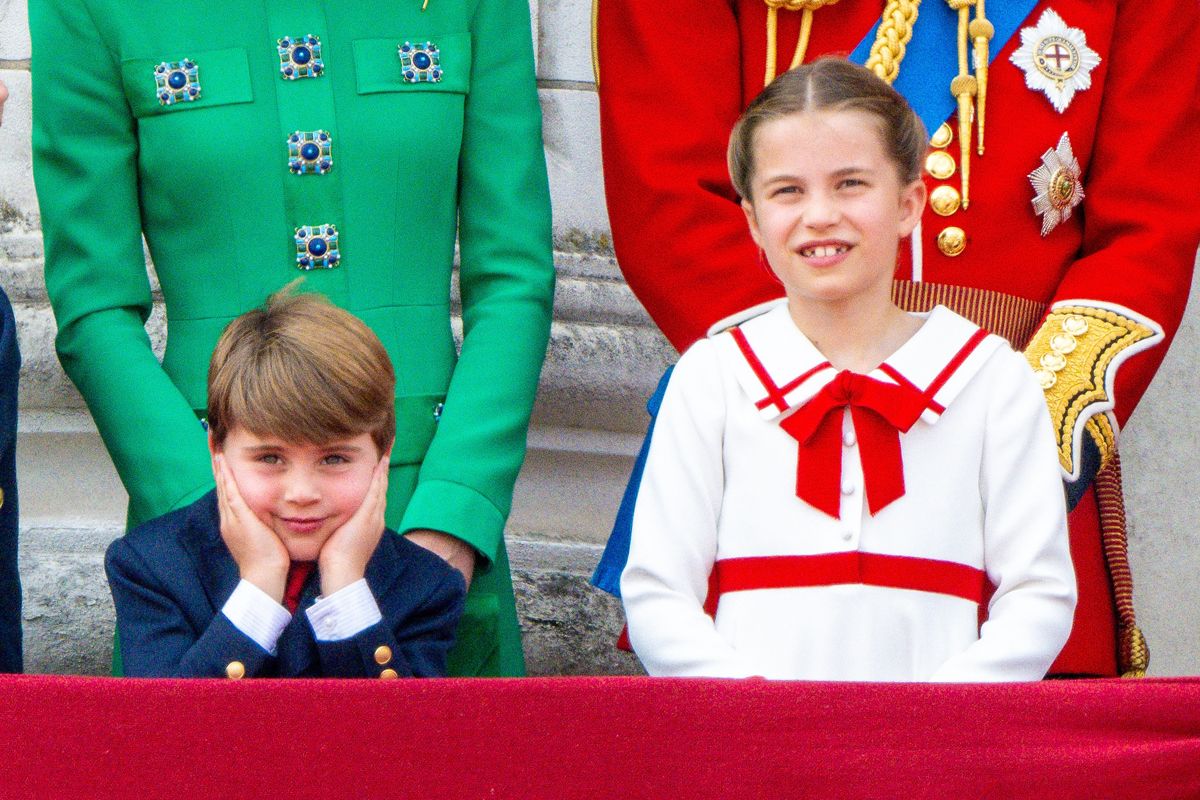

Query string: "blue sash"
[848, 0, 1040, 135]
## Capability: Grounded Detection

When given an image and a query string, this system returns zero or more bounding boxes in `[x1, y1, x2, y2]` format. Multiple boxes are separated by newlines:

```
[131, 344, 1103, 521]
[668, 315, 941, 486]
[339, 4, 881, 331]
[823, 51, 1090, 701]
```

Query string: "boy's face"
[741, 109, 926, 311]
[214, 426, 382, 562]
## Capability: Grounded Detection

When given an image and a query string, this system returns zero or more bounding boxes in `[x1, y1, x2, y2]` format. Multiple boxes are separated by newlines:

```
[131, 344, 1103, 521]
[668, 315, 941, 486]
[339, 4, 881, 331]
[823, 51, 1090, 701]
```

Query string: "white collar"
[716, 304, 1005, 425]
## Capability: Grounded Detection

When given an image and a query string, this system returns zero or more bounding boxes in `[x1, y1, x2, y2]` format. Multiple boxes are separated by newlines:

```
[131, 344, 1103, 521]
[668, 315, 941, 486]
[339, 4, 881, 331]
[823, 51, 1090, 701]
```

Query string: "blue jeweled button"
[287, 130, 333, 175]
[399, 41, 441, 83]
[154, 59, 201, 106]
[278, 35, 325, 80]
[294, 225, 339, 269]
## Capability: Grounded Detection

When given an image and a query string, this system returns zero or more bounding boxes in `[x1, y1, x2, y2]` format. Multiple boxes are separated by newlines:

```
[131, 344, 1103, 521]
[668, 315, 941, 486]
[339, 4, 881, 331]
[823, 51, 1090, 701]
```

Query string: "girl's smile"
[795, 238, 854, 267]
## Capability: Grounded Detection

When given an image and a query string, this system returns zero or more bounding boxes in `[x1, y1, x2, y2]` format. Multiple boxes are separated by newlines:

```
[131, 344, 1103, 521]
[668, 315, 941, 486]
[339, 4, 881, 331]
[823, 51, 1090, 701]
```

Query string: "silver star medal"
[1009, 9, 1101, 112]
[1029, 132, 1084, 236]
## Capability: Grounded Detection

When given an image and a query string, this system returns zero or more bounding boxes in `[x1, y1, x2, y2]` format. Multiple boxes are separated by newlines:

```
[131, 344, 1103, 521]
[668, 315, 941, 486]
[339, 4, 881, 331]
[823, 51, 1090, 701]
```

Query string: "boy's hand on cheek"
[214, 454, 290, 604]
[405, 530, 476, 590]
[317, 452, 390, 597]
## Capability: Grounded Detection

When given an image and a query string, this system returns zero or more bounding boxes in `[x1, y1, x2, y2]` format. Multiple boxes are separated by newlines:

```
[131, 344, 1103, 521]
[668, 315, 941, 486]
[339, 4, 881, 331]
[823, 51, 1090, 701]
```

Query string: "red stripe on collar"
[878, 327, 990, 415]
[731, 326, 833, 412]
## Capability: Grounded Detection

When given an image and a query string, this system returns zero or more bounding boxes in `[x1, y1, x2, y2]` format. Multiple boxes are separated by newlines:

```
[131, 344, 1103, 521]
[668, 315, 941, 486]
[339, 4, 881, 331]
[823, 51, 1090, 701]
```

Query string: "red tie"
[779, 370, 928, 519]
[283, 561, 316, 614]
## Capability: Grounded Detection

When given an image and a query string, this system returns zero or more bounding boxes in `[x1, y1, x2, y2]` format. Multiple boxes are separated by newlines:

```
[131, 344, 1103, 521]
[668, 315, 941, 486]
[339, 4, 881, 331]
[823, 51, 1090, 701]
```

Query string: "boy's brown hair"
[207, 284, 396, 453]
[728, 57, 929, 201]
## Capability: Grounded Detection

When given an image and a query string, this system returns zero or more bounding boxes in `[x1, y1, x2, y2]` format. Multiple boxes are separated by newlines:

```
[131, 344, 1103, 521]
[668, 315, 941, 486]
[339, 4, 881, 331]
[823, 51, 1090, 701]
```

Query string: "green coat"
[31, 0, 554, 677]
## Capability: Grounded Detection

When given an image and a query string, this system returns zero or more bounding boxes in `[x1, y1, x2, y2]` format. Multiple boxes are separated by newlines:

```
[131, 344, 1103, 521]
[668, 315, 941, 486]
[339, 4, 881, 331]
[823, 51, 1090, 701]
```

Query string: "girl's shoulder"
[912, 305, 1047, 420]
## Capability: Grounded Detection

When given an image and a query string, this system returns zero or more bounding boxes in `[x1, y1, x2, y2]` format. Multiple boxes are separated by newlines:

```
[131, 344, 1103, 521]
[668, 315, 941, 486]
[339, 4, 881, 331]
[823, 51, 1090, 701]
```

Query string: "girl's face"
[741, 109, 926, 312]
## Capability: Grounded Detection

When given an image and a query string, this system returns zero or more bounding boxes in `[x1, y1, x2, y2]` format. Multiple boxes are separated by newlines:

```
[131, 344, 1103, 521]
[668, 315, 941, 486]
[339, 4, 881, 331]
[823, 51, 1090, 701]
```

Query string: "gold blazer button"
[925, 151, 956, 180]
[379, 668, 399, 680]
[929, 185, 961, 217]
[930, 123, 953, 149]
[226, 661, 246, 680]
[374, 646, 393, 666]
[936, 227, 967, 257]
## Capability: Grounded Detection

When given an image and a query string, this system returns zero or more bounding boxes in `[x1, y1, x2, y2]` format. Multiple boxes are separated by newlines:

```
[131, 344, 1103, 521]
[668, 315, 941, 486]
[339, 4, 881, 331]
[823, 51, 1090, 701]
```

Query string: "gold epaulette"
[1024, 305, 1160, 478]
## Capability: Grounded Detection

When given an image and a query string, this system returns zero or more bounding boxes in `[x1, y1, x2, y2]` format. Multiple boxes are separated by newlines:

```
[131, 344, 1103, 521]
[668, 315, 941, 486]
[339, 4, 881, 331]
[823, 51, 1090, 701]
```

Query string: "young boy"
[106, 289, 465, 678]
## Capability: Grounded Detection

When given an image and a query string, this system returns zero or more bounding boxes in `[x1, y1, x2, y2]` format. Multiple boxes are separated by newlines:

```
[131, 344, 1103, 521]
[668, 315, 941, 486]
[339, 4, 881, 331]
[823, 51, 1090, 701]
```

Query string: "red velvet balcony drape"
[0, 675, 1196, 798]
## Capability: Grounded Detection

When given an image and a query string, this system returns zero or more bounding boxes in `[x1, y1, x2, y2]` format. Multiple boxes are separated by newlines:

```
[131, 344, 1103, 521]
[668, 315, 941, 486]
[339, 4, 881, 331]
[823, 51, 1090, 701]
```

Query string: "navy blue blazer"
[106, 491, 466, 678]
[0, 287, 20, 674]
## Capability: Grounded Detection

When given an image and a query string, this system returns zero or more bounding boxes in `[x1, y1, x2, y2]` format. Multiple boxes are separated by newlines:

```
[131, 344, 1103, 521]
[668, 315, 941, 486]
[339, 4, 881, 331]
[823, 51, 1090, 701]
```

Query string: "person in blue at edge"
[0, 286, 20, 674]
[0, 77, 24, 673]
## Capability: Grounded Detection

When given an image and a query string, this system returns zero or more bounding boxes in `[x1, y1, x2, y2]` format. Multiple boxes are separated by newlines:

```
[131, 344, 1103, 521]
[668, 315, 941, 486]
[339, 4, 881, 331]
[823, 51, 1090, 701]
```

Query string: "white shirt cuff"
[305, 578, 383, 641]
[221, 579, 292, 655]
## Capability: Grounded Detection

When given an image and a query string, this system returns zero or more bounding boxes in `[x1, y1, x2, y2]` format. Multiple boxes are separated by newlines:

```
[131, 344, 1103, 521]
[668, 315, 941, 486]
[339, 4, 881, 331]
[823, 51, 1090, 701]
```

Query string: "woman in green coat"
[31, 0, 553, 677]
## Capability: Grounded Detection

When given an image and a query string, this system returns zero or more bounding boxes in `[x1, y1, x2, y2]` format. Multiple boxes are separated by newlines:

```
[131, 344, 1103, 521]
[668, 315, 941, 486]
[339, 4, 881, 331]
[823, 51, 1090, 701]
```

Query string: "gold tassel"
[947, 0, 976, 208]
[970, 0, 994, 155]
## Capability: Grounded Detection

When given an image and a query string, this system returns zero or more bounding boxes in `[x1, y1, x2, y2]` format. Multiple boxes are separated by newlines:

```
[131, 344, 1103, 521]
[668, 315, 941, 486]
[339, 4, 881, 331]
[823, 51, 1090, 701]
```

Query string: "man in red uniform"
[595, 0, 1200, 677]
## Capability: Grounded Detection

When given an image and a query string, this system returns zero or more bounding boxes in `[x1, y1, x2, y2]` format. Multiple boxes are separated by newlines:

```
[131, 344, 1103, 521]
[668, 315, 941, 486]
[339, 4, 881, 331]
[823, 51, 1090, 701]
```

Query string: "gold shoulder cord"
[764, 0, 843, 86]
[863, 0, 921, 84]
[764, 0, 920, 89]
[762, 0, 992, 205]
[592, 0, 600, 86]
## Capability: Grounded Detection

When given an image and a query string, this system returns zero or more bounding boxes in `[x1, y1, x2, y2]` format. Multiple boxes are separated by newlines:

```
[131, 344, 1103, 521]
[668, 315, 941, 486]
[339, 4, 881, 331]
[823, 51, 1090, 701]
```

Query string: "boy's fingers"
[214, 456, 230, 511]
[220, 459, 253, 519]
[375, 457, 389, 506]
[360, 455, 388, 521]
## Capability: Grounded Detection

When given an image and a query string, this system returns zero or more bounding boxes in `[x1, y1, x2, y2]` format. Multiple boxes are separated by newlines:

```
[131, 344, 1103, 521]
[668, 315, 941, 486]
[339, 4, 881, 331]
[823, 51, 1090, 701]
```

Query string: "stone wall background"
[1, 0, 1197, 676]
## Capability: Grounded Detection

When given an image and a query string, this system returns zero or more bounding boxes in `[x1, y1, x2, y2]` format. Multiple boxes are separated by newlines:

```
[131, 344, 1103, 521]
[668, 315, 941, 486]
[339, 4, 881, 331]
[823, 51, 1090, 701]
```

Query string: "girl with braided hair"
[621, 60, 1075, 681]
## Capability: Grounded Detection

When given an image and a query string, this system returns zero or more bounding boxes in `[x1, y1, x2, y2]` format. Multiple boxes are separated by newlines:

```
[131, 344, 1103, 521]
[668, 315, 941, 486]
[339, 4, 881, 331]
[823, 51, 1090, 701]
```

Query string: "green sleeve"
[31, 0, 213, 526]
[398, 0, 554, 565]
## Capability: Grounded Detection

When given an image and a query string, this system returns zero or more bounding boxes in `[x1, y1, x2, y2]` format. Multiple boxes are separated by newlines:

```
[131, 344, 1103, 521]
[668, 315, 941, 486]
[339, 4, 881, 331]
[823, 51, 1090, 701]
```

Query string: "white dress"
[622, 303, 1076, 682]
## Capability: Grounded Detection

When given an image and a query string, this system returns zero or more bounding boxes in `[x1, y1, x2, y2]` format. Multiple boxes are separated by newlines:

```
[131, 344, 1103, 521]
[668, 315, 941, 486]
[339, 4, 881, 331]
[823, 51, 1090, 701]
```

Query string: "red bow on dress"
[779, 370, 929, 519]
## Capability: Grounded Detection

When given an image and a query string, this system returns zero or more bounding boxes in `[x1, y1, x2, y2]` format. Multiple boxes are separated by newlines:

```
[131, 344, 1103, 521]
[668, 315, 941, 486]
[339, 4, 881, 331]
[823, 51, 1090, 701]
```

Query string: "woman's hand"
[214, 453, 290, 604]
[0, 79, 8, 127]
[317, 452, 390, 597]
[405, 529, 477, 589]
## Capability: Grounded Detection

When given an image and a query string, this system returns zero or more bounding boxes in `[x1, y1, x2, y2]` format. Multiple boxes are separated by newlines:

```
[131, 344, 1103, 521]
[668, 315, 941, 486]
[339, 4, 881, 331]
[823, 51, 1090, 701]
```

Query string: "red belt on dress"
[706, 552, 987, 614]
[618, 553, 988, 651]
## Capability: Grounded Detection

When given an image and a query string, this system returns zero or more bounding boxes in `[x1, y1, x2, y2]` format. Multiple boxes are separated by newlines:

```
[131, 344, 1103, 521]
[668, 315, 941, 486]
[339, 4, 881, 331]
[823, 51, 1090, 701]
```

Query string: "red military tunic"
[597, 0, 1200, 676]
